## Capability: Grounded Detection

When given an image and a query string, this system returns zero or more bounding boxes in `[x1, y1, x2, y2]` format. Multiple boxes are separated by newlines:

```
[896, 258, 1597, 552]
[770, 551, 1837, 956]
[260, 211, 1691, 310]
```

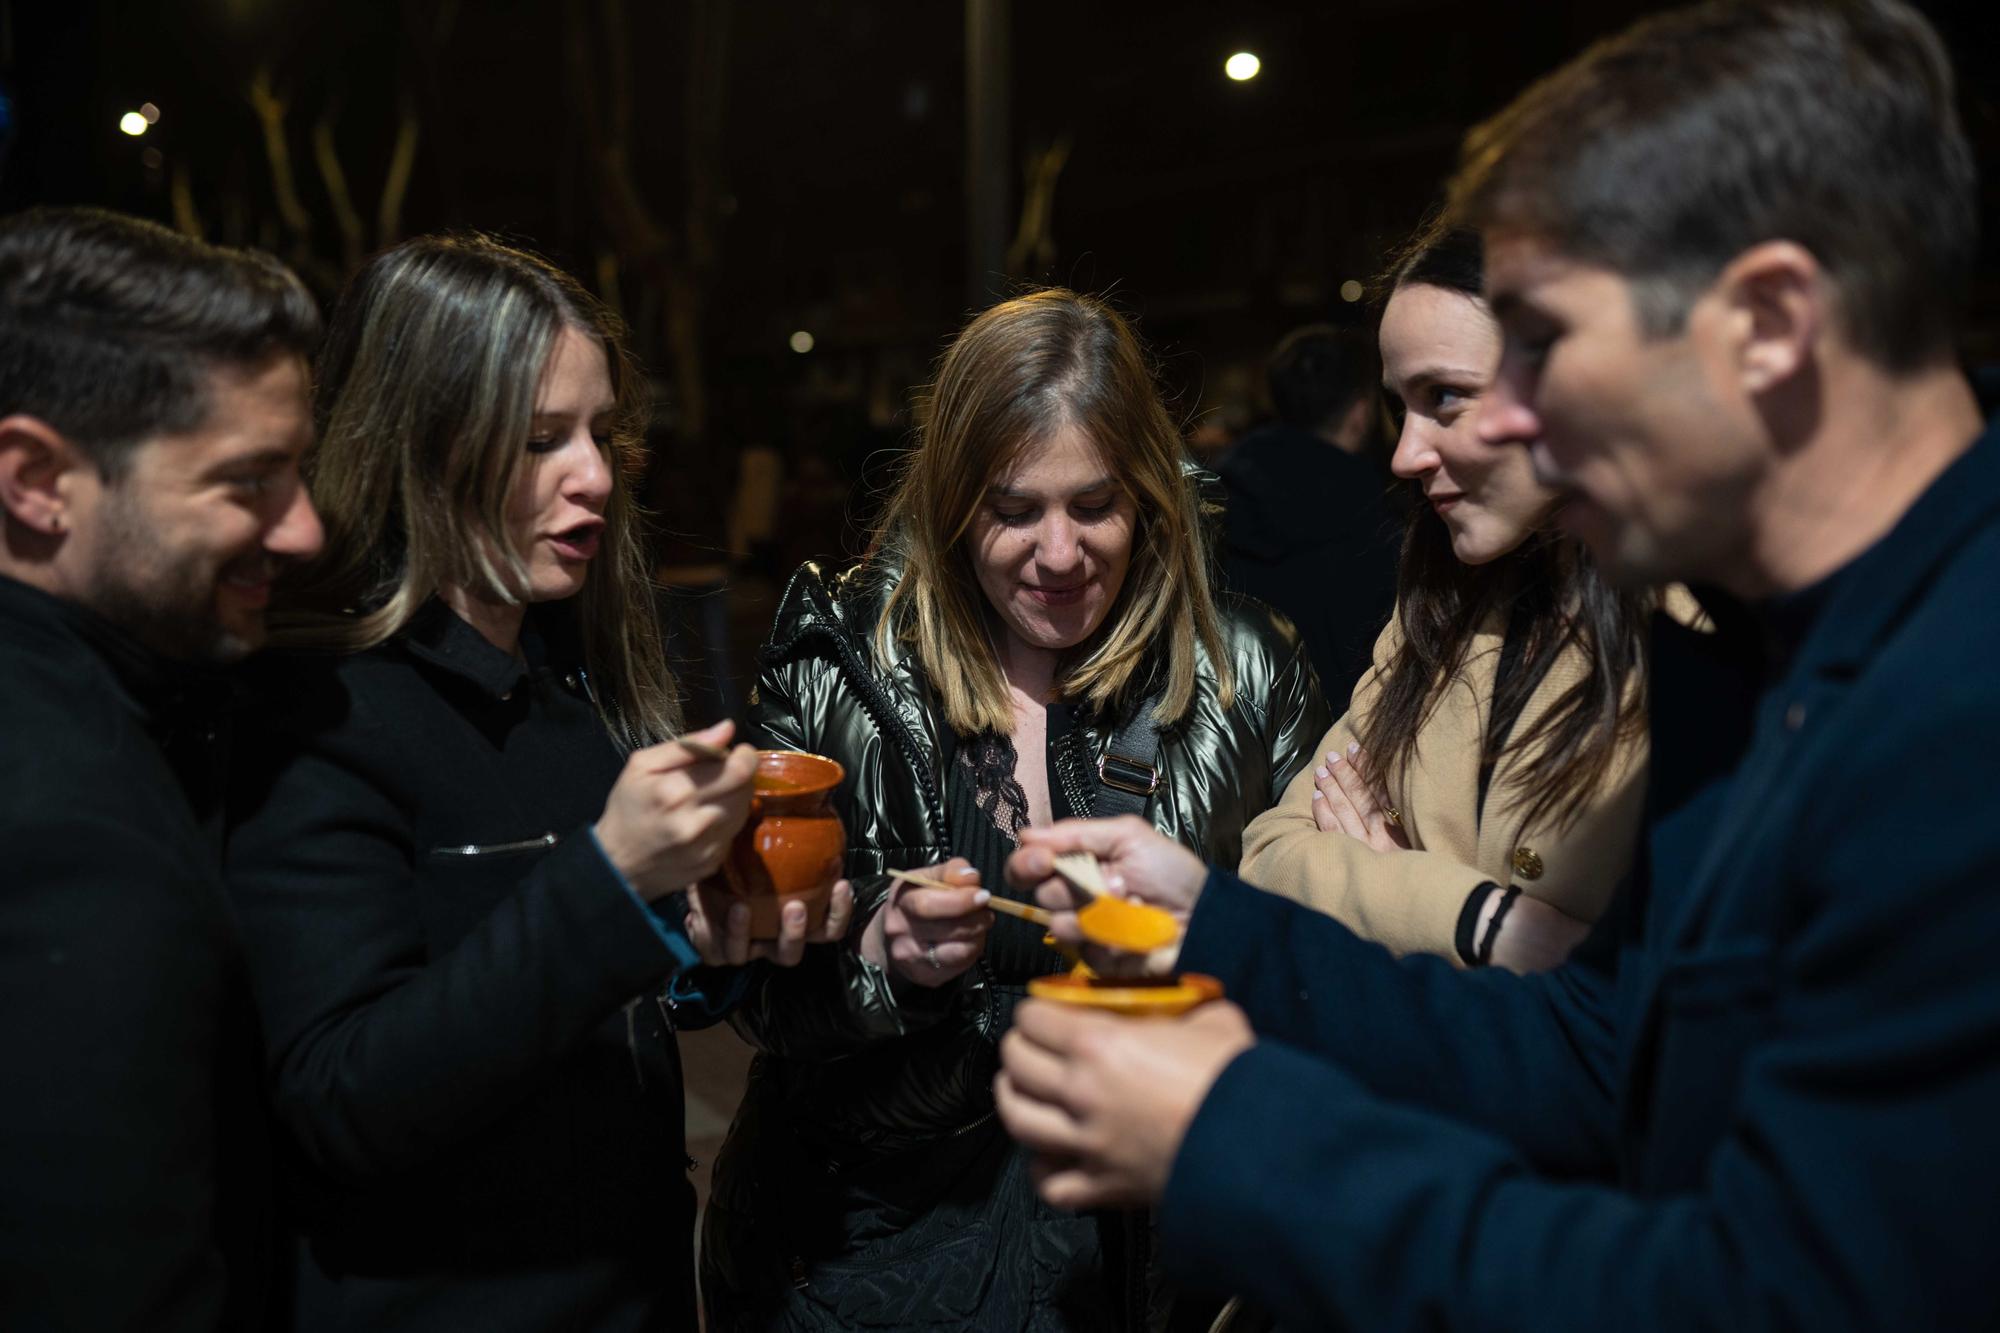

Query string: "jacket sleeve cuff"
[586, 827, 705, 975]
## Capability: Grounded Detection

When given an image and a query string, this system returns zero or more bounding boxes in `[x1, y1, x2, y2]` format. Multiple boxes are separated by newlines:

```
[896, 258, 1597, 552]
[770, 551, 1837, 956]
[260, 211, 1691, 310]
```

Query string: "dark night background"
[4, 0, 1998, 711]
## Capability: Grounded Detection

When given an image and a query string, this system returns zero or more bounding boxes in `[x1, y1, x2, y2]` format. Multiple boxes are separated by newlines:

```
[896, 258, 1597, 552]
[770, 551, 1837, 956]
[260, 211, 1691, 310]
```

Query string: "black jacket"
[1217, 422, 1401, 705]
[0, 575, 268, 1331]
[1161, 420, 2000, 1329]
[702, 560, 1327, 1330]
[226, 601, 726, 1333]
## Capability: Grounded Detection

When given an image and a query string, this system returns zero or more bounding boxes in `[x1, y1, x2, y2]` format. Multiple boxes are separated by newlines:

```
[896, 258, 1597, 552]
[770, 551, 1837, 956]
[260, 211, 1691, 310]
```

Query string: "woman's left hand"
[684, 878, 856, 969]
[1310, 742, 1410, 853]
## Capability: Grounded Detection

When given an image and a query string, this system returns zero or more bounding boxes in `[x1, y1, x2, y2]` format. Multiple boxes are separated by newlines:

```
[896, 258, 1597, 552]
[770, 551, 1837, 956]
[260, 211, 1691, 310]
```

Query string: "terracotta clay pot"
[1025, 967, 1224, 1018]
[722, 750, 846, 939]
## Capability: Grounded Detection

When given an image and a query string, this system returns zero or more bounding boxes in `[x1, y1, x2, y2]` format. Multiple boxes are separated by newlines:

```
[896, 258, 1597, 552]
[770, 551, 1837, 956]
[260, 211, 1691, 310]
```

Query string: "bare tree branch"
[378, 99, 421, 248]
[312, 100, 366, 269]
[247, 67, 312, 243]
[170, 161, 206, 241]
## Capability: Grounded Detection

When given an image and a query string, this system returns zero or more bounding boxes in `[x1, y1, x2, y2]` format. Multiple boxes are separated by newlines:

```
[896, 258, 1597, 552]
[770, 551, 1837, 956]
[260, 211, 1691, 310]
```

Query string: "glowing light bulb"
[1340, 280, 1364, 303]
[119, 111, 148, 137]
[1225, 52, 1261, 82]
[140, 102, 161, 124]
[789, 330, 815, 354]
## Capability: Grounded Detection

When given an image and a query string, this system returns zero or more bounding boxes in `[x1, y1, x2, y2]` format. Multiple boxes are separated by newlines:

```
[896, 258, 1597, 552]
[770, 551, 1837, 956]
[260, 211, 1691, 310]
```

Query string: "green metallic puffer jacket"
[720, 557, 1327, 1147]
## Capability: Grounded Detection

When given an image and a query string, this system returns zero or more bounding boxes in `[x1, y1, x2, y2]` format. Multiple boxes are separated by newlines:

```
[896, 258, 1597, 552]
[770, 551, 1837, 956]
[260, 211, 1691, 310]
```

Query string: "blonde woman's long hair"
[873, 288, 1233, 736]
[277, 233, 680, 749]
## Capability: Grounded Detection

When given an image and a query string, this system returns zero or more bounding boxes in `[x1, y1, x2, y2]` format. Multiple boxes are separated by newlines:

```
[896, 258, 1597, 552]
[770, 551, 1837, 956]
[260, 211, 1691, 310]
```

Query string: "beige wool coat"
[1239, 594, 1698, 960]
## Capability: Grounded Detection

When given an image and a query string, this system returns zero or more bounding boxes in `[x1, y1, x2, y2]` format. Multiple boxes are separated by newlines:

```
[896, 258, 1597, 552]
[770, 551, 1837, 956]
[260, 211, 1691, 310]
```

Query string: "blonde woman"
[224, 234, 847, 1332]
[702, 289, 1328, 1330]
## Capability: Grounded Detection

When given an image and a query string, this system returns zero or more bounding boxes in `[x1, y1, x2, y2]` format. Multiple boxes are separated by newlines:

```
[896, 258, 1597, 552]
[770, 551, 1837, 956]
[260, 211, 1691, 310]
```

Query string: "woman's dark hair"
[1360, 213, 1653, 832]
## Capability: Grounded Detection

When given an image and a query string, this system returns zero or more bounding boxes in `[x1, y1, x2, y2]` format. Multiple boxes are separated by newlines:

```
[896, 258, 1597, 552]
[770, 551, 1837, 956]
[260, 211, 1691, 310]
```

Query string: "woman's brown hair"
[872, 288, 1233, 736]
[275, 232, 680, 749]
[1361, 218, 1652, 831]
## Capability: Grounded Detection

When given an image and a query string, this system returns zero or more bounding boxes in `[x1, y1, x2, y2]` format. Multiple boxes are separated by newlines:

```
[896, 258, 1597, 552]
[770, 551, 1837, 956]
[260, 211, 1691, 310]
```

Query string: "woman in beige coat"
[1241, 219, 1670, 972]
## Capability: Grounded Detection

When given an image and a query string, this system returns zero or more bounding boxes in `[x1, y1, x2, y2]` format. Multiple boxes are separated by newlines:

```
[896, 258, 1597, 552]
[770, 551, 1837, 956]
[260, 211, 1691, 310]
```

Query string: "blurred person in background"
[702, 287, 1327, 1331]
[1218, 323, 1400, 703]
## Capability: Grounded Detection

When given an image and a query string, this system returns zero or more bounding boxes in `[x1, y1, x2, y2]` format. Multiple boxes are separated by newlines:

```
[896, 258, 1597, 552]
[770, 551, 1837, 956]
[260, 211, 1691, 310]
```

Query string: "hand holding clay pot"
[720, 750, 849, 940]
[995, 997, 1254, 1210]
[594, 720, 759, 901]
[685, 876, 855, 968]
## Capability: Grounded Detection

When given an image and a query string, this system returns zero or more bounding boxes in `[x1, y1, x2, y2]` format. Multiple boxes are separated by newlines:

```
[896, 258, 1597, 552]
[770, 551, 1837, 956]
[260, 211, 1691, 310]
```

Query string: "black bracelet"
[1454, 882, 1503, 967]
[1478, 886, 1524, 966]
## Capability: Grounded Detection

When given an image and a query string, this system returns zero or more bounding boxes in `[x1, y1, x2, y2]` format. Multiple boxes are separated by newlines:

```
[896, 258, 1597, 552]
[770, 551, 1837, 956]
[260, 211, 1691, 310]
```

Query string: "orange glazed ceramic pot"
[1026, 968, 1224, 1018]
[723, 750, 846, 939]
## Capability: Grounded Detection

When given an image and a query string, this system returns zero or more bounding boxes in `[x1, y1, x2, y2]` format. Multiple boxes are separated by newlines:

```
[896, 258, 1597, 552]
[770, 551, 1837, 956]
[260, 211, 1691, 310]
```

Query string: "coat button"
[564, 672, 581, 691]
[1512, 846, 1544, 880]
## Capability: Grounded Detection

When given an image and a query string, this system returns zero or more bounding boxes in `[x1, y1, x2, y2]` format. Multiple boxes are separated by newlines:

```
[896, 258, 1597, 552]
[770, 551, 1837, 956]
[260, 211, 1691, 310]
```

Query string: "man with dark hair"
[1217, 324, 1397, 702]
[994, 2, 2000, 1328]
[0, 207, 322, 1329]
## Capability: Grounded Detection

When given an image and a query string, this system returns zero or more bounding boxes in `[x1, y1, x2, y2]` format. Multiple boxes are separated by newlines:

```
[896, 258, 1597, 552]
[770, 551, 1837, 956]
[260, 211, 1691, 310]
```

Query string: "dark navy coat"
[1160, 420, 2000, 1330]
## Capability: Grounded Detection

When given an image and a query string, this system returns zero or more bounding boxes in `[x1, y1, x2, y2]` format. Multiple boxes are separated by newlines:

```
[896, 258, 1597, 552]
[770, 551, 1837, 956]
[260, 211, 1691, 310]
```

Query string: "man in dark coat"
[994, 2, 2000, 1328]
[1217, 325, 1398, 704]
[0, 209, 325, 1329]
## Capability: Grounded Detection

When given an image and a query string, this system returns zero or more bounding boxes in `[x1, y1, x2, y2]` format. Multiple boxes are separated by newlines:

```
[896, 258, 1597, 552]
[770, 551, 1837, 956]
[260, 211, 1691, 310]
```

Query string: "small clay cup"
[1025, 968, 1224, 1018]
[722, 750, 846, 939]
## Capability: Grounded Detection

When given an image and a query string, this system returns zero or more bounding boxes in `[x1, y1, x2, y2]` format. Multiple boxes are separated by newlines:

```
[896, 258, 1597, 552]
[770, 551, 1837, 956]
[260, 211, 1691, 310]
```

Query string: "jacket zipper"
[763, 620, 949, 849]
[429, 831, 559, 857]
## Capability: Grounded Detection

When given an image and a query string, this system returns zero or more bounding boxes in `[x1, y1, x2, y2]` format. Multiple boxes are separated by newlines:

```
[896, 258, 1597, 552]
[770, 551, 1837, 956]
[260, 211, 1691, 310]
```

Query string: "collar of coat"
[400, 596, 575, 702]
[1793, 416, 2000, 683]
[0, 571, 239, 733]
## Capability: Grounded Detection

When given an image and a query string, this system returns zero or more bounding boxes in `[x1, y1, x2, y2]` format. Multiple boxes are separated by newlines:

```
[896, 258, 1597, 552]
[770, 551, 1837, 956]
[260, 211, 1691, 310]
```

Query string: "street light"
[119, 111, 148, 137]
[1225, 52, 1261, 82]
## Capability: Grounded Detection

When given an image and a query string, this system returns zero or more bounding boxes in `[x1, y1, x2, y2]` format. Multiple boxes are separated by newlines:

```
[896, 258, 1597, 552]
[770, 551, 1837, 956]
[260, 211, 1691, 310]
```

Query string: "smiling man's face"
[72, 352, 321, 662]
[1475, 235, 1764, 590]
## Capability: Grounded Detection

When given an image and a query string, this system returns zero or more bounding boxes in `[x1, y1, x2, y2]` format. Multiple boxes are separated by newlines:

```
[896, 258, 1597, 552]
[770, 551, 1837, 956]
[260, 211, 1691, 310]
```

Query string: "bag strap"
[1090, 700, 1164, 820]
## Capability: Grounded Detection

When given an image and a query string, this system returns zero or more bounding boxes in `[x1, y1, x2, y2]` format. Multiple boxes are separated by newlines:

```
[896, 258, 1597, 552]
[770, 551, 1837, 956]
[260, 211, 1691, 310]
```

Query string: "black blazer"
[0, 576, 269, 1331]
[1159, 420, 2000, 1329]
[227, 602, 723, 1332]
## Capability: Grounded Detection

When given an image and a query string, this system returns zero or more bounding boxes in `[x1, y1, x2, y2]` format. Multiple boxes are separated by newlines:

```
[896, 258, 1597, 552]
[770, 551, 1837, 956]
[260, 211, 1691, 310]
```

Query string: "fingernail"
[1347, 742, 1359, 757]
[974, 889, 991, 906]
[1313, 766, 1328, 780]
[1326, 751, 1339, 765]
[1311, 790, 1323, 801]
[1330, 753, 1344, 767]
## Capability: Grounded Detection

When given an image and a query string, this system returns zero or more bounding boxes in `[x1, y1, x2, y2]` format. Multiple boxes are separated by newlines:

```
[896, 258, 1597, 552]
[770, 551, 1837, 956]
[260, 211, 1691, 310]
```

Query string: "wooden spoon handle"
[886, 869, 1052, 925]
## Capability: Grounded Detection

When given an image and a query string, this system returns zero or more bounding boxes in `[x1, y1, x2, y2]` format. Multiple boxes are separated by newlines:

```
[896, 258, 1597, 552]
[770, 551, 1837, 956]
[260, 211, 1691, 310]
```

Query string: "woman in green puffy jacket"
[702, 289, 1329, 1331]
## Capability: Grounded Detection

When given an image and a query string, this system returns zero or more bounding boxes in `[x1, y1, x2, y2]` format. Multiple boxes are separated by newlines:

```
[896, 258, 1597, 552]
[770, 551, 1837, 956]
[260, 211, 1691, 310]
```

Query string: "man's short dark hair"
[1449, 0, 1976, 371]
[1267, 325, 1377, 434]
[0, 207, 321, 474]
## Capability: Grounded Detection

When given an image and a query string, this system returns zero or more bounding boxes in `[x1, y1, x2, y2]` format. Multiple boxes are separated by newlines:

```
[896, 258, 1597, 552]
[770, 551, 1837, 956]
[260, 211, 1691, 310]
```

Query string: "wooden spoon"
[886, 868, 1053, 926]
[1047, 850, 1182, 954]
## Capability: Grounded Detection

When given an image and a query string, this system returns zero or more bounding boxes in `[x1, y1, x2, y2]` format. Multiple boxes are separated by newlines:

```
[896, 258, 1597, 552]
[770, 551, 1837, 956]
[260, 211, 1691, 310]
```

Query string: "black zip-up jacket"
[225, 600, 729, 1333]
[0, 574, 269, 1332]
[702, 560, 1328, 1330]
